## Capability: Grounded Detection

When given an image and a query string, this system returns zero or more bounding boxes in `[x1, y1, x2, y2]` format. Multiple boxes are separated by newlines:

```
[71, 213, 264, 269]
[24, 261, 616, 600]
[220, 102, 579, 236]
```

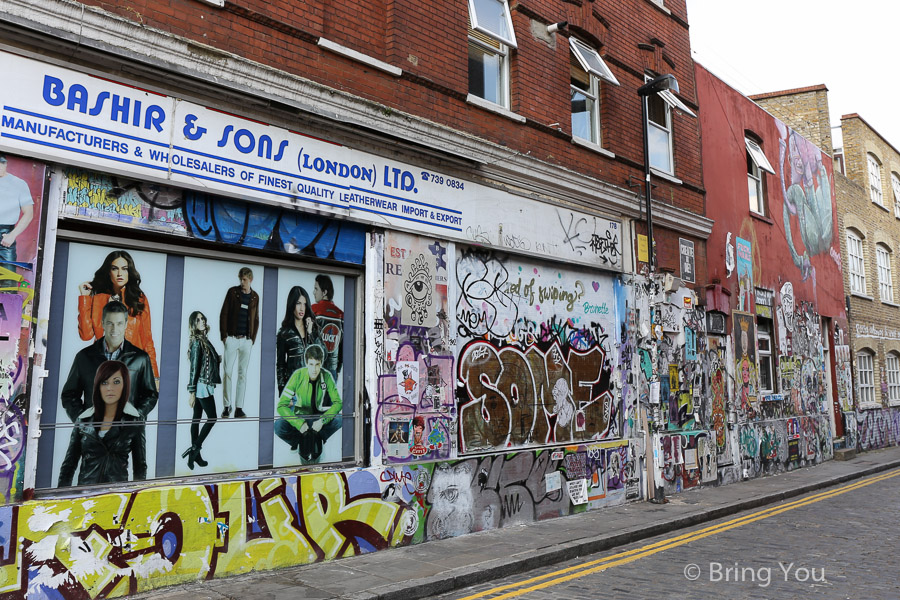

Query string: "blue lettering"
[42, 75, 65, 107]
[110, 95, 130, 124]
[89, 92, 110, 116]
[216, 125, 234, 148]
[67, 84, 89, 113]
[234, 129, 254, 154]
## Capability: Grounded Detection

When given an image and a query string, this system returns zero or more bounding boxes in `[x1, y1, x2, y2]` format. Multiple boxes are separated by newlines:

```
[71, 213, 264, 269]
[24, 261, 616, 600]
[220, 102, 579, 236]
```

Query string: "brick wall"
[751, 86, 832, 155]
[74, 0, 705, 225]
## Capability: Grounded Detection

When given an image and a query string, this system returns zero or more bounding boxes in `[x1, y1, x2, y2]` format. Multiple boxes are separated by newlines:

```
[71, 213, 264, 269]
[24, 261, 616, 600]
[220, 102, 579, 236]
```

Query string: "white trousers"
[223, 336, 252, 409]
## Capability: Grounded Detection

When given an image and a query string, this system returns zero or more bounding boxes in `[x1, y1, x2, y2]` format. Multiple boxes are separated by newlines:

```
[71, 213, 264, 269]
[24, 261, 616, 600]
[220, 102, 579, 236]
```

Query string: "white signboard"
[0, 51, 622, 270]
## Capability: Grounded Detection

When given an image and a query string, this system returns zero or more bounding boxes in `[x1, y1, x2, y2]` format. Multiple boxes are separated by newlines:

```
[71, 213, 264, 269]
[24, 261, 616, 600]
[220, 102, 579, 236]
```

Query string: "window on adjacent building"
[892, 172, 900, 219]
[847, 229, 866, 294]
[857, 350, 875, 406]
[569, 39, 619, 145]
[868, 153, 883, 206]
[468, 0, 516, 108]
[877, 243, 894, 303]
[887, 353, 900, 405]
[757, 319, 774, 394]
[746, 136, 775, 215]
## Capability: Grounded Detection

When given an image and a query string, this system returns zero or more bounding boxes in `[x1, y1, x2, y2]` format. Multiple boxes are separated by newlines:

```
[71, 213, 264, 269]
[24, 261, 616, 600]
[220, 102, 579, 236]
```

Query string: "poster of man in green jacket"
[275, 343, 342, 463]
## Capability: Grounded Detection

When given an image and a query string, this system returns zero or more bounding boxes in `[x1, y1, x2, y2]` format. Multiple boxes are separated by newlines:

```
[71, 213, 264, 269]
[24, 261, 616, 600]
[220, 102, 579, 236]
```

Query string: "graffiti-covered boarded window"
[455, 246, 622, 454]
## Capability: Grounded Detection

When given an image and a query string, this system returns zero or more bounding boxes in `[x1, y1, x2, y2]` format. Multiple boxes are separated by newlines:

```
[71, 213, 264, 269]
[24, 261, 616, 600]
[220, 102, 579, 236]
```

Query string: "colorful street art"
[376, 231, 456, 462]
[455, 248, 620, 454]
[776, 122, 834, 282]
[61, 168, 366, 264]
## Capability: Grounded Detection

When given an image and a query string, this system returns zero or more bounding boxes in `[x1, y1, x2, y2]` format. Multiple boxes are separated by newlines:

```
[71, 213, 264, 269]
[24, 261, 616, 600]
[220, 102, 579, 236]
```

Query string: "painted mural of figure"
[0, 153, 35, 289]
[778, 123, 833, 281]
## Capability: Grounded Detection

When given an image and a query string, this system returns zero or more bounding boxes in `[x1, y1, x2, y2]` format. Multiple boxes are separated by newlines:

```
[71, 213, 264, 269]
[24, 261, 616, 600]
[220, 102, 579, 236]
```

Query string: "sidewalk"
[141, 447, 900, 600]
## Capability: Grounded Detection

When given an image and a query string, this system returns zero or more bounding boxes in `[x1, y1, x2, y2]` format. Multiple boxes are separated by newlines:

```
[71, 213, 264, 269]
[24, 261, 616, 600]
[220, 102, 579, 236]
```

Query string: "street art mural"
[0, 441, 635, 598]
[61, 168, 366, 264]
[0, 154, 46, 503]
[455, 247, 621, 454]
[776, 122, 834, 282]
[856, 408, 900, 451]
[738, 416, 832, 479]
[376, 231, 456, 462]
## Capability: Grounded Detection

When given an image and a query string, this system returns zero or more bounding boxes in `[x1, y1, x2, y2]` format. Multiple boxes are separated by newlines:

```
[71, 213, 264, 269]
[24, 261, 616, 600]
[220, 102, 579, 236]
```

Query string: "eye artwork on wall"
[402, 252, 436, 326]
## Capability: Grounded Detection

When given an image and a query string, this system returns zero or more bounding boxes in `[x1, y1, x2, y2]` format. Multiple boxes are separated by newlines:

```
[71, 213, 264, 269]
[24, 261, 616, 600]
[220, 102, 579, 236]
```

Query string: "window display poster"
[174, 257, 264, 476]
[273, 267, 346, 468]
[48, 243, 165, 487]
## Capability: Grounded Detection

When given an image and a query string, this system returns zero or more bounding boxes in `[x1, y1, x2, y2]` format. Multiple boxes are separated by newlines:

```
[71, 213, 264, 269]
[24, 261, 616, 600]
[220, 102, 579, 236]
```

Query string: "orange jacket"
[78, 293, 160, 378]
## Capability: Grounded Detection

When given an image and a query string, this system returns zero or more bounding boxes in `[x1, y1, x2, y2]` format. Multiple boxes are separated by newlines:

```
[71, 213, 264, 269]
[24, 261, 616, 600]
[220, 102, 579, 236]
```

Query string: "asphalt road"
[436, 468, 900, 600]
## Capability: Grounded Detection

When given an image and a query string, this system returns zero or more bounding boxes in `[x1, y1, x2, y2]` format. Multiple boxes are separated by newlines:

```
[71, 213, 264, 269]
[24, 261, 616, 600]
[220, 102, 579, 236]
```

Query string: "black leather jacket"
[187, 336, 222, 394]
[57, 403, 143, 487]
[276, 324, 320, 393]
[60, 338, 158, 480]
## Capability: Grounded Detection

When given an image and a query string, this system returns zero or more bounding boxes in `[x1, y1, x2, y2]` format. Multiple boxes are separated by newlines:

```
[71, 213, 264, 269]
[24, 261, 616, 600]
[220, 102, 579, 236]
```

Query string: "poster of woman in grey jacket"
[183, 310, 221, 470]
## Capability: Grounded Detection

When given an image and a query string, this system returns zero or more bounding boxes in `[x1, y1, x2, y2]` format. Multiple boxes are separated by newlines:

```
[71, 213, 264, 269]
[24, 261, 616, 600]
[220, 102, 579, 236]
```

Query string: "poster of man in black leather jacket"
[60, 301, 158, 481]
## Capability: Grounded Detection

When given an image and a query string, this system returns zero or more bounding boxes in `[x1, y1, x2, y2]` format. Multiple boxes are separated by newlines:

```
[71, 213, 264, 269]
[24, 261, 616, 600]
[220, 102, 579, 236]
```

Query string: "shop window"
[757, 319, 774, 394]
[857, 350, 875, 407]
[570, 39, 619, 145]
[876, 243, 894, 303]
[886, 352, 900, 406]
[38, 174, 364, 490]
[868, 153, 884, 206]
[468, 0, 516, 108]
[746, 135, 775, 216]
[846, 229, 866, 295]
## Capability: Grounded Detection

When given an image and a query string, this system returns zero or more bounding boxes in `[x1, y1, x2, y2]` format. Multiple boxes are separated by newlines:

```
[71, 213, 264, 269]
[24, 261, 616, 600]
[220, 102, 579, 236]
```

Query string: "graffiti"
[456, 248, 517, 339]
[402, 253, 435, 326]
[63, 168, 366, 263]
[588, 230, 621, 267]
[777, 122, 834, 281]
[458, 339, 613, 452]
[857, 408, 900, 451]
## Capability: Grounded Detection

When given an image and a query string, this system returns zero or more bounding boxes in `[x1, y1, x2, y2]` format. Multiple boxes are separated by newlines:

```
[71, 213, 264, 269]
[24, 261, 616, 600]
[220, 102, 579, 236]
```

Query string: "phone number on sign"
[421, 171, 465, 190]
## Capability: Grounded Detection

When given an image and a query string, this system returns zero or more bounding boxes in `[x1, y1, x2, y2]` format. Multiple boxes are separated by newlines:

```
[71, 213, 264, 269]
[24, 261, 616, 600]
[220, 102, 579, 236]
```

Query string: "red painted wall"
[695, 64, 844, 319]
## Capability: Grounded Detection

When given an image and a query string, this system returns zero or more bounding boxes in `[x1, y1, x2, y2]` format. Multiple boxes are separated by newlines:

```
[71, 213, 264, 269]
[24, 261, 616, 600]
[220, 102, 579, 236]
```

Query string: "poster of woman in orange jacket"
[76, 249, 159, 378]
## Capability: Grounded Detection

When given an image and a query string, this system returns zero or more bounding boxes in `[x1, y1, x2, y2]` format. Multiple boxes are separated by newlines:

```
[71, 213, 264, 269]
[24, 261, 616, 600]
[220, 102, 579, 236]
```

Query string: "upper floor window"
[868, 153, 883, 206]
[847, 229, 866, 294]
[468, 0, 517, 108]
[887, 352, 900, 406]
[646, 83, 673, 173]
[746, 136, 775, 215]
[877, 243, 894, 303]
[892, 172, 900, 219]
[857, 350, 875, 407]
[569, 39, 619, 145]
[644, 75, 694, 175]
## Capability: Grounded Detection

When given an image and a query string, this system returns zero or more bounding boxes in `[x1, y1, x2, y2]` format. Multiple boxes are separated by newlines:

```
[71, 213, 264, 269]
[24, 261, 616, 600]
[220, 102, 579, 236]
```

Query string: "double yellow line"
[456, 467, 900, 600]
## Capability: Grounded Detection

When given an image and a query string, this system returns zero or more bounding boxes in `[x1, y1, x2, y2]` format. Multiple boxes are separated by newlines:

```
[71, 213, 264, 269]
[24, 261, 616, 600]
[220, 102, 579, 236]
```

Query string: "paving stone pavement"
[134, 447, 900, 600]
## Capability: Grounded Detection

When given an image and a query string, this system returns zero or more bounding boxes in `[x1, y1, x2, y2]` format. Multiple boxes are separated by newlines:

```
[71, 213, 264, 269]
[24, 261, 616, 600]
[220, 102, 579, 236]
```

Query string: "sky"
[685, 0, 900, 151]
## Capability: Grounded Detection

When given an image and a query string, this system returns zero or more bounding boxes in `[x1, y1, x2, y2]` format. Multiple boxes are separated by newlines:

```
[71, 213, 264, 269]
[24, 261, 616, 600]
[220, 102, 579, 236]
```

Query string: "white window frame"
[892, 172, 900, 219]
[468, 0, 517, 48]
[877, 244, 894, 303]
[857, 351, 876, 407]
[569, 40, 619, 146]
[868, 153, 884, 206]
[847, 230, 866, 295]
[746, 137, 774, 216]
[570, 39, 619, 86]
[887, 353, 900, 406]
[757, 320, 774, 394]
[468, 32, 510, 108]
[645, 77, 673, 174]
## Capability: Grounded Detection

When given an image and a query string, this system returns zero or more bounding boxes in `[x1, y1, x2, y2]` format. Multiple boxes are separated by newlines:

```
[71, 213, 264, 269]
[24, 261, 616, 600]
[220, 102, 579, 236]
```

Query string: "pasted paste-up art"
[377, 231, 455, 463]
[456, 247, 621, 454]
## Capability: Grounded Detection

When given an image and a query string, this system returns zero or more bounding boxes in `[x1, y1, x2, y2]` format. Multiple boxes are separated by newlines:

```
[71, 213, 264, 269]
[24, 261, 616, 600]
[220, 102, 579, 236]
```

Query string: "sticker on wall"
[545, 471, 561, 493]
[736, 237, 753, 311]
[396, 360, 420, 404]
[567, 478, 588, 505]
[385, 419, 411, 458]
[401, 251, 437, 327]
